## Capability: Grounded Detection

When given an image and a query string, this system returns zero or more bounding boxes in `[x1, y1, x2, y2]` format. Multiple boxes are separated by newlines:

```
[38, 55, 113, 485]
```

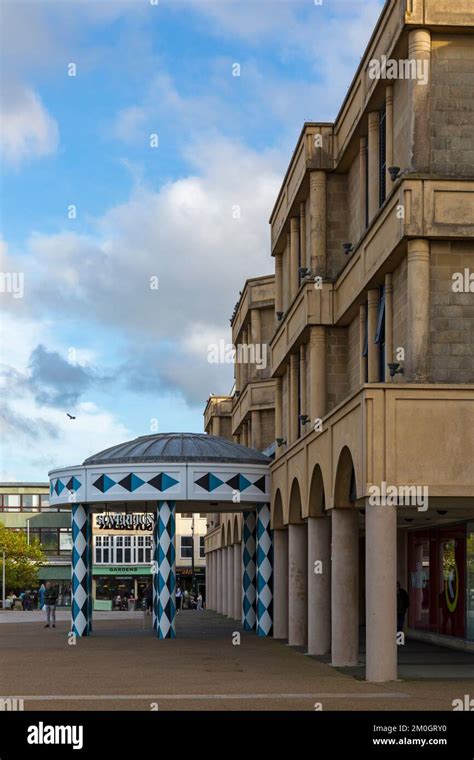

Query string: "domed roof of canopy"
[83, 432, 270, 466]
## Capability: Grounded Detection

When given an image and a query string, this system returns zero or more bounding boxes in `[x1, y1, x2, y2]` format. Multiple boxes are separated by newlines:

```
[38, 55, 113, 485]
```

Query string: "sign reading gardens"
[95, 513, 155, 531]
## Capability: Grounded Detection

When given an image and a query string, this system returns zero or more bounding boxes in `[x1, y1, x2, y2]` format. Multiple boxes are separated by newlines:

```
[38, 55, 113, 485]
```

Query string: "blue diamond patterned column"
[242, 510, 256, 631]
[153, 501, 176, 639]
[71, 503, 92, 637]
[256, 503, 273, 637]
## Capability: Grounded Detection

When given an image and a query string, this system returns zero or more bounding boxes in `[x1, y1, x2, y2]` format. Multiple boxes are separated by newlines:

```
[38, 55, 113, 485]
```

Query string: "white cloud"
[0, 83, 59, 167]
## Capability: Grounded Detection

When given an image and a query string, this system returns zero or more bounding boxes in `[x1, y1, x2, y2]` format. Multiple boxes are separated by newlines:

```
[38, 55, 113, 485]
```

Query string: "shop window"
[467, 523, 474, 641]
[180, 536, 193, 559]
[145, 536, 152, 564]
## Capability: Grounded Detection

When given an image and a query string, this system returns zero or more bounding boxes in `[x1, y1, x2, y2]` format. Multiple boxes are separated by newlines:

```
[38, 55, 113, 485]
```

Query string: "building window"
[199, 536, 205, 559]
[40, 529, 59, 555]
[115, 536, 124, 563]
[3, 495, 20, 512]
[22, 495, 40, 512]
[379, 105, 386, 207]
[375, 285, 386, 382]
[180, 536, 193, 559]
[59, 528, 72, 554]
[362, 303, 369, 383]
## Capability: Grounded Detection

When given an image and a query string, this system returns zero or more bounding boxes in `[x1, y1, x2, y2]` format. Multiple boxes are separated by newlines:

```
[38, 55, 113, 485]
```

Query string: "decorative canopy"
[48, 432, 270, 507]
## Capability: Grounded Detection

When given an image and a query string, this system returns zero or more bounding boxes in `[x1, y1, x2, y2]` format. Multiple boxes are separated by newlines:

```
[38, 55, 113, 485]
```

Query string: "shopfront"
[408, 522, 472, 642]
[93, 565, 153, 610]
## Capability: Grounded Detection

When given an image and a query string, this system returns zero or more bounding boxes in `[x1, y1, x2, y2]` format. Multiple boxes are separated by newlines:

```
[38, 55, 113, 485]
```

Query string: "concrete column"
[385, 85, 394, 196]
[299, 202, 306, 271]
[275, 252, 283, 320]
[233, 542, 242, 621]
[407, 239, 430, 381]
[275, 376, 282, 448]
[289, 354, 299, 444]
[366, 503, 397, 682]
[359, 136, 367, 234]
[284, 233, 291, 311]
[222, 546, 228, 615]
[290, 216, 300, 300]
[251, 409, 261, 451]
[206, 552, 212, 609]
[241, 327, 248, 388]
[408, 29, 431, 173]
[216, 549, 223, 613]
[331, 509, 359, 666]
[273, 528, 289, 639]
[212, 551, 218, 610]
[367, 288, 379, 382]
[251, 307, 261, 379]
[307, 516, 331, 656]
[213, 416, 221, 437]
[367, 111, 380, 222]
[359, 303, 367, 385]
[227, 544, 234, 618]
[300, 344, 307, 420]
[384, 273, 393, 381]
[310, 171, 327, 274]
[309, 326, 326, 424]
[288, 523, 308, 647]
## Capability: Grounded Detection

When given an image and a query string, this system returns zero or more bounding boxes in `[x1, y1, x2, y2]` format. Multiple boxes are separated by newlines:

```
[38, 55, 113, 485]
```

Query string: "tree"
[0, 523, 45, 591]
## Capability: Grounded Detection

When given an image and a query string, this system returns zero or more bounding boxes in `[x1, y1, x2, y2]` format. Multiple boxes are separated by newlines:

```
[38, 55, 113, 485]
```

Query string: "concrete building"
[204, 0, 474, 681]
[0, 483, 72, 597]
[204, 274, 276, 610]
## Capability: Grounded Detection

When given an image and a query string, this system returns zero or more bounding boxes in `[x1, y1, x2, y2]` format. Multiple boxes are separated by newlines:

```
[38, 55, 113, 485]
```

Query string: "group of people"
[3, 582, 60, 628]
[175, 585, 203, 612]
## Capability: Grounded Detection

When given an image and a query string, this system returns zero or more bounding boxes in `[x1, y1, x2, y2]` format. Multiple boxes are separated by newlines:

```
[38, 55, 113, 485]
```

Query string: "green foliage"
[0, 522, 45, 590]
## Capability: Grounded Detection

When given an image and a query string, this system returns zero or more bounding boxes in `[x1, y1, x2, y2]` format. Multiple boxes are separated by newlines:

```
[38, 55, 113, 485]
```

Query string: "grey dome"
[83, 432, 270, 466]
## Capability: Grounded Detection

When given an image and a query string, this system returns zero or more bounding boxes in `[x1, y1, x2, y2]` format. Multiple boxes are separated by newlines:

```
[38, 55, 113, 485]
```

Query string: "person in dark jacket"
[44, 582, 58, 628]
[397, 581, 409, 633]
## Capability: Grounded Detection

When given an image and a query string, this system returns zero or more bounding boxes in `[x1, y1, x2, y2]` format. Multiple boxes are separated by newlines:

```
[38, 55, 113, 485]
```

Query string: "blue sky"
[0, 0, 384, 480]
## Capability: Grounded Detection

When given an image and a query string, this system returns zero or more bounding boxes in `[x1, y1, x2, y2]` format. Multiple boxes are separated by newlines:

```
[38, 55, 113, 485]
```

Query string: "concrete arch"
[333, 445, 357, 508]
[272, 488, 285, 530]
[308, 463, 326, 517]
[288, 477, 304, 524]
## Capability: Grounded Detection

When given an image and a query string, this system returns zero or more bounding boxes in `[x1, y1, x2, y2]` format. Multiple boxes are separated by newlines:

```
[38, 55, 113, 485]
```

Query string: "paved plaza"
[1, 610, 474, 711]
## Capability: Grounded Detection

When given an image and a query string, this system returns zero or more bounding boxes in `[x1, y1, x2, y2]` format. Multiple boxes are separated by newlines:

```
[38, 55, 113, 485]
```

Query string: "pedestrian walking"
[44, 582, 58, 628]
[175, 585, 183, 614]
[196, 592, 203, 611]
[397, 581, 409, 633]
[145, 583, 153, 615]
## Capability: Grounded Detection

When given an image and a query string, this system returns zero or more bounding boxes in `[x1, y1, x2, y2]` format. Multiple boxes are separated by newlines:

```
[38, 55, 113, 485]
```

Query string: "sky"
[0, 0, 385, 481]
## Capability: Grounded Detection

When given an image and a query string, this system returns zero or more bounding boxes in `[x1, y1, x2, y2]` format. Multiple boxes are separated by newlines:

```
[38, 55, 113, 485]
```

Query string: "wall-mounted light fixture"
[276, 311, 285, 321]
[276, 438, 287, 447]
[388, 166, 402, 181]
[343, 242, 353, 255]
[387, 362, 404, 378]
[298, 414, 309, 425]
